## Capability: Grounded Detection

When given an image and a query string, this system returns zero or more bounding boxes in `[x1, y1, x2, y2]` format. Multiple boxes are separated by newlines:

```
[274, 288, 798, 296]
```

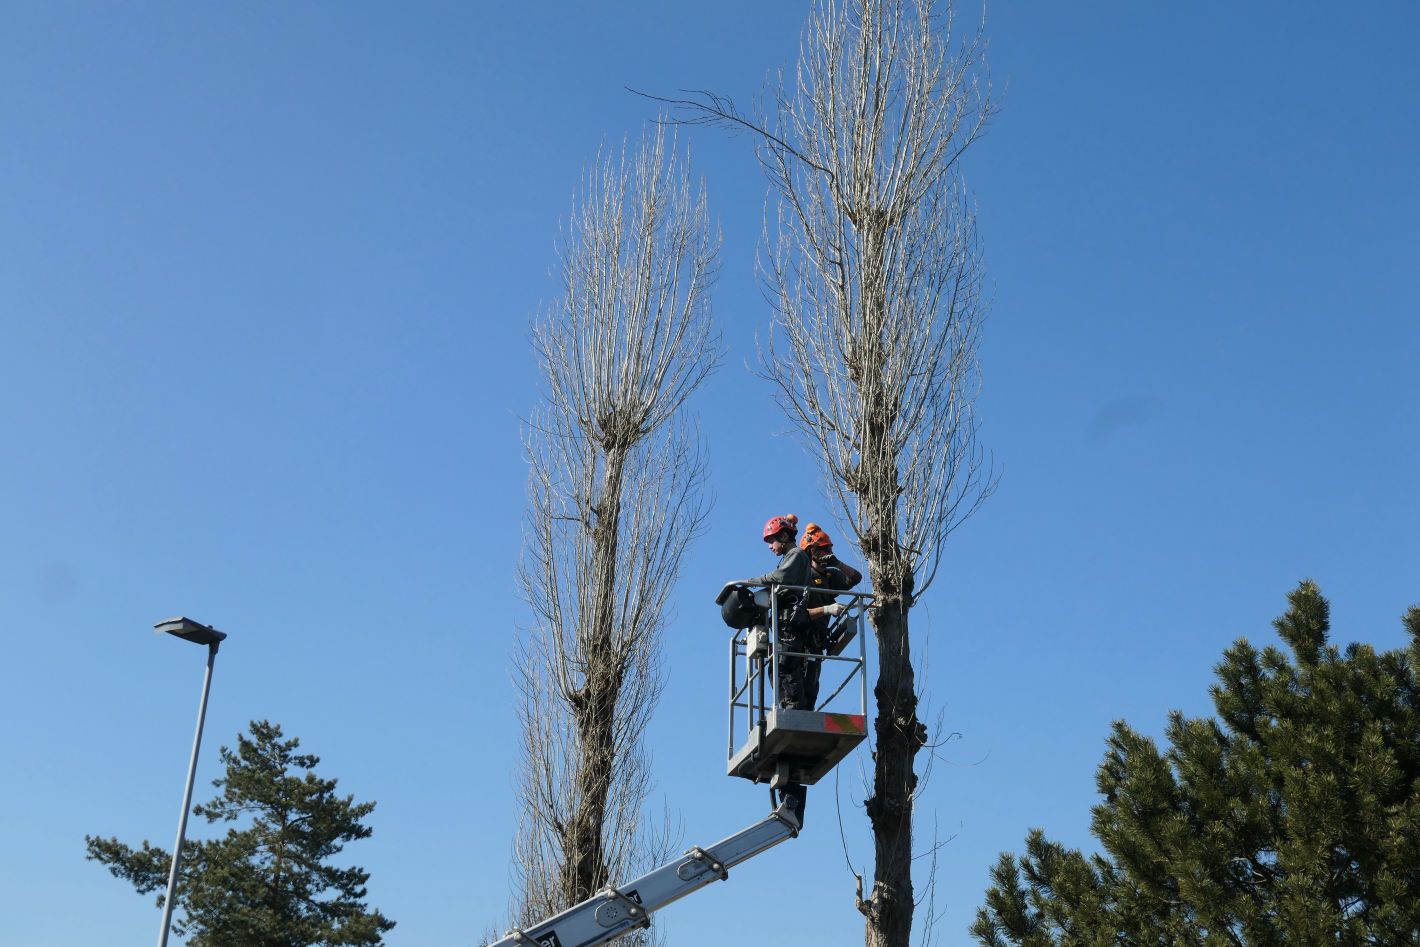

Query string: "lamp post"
[153, 617, 227, 947]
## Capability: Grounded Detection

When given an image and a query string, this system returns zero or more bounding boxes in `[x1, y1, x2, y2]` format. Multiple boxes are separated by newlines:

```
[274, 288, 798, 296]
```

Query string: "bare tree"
[511, 125, 722, 934]
[654, 2, 996, 945]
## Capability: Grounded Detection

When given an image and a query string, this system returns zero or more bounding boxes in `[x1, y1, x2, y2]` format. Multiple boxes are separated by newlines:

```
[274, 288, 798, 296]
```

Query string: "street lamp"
[153, 618, 227, 947]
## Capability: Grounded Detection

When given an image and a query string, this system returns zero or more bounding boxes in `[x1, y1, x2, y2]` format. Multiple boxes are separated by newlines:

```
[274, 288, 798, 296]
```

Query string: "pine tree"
[971, 581, 1420, 946]
[87, 720, 395, 947]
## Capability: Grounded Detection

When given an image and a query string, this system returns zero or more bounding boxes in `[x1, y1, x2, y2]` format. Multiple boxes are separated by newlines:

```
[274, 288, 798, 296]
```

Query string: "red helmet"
[799, 522, 833, 552]
[762, 514, 799, 543]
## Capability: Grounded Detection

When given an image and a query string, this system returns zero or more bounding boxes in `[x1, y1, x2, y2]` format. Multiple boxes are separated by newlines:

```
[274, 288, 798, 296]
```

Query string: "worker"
[742, 514, 814, 711]
[798, 523, 863, 709]
[739, 513, 821, 829]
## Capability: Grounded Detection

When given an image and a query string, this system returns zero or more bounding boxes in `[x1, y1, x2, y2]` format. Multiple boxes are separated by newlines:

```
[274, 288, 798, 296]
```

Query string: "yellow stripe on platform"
[824, 713, 866, 734]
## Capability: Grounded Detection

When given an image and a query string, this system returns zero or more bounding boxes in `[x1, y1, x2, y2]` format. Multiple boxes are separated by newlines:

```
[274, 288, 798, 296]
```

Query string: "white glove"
[823, 602, 848, 617]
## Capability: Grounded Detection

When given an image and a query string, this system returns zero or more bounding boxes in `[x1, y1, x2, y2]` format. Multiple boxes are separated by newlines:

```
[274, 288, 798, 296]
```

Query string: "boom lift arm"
[489, 581, 870, 947]
[488, 803, 801, 947]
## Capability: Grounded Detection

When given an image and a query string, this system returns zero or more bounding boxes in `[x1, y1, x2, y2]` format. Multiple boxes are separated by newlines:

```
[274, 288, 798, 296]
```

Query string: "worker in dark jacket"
[798, 523, 863, 709]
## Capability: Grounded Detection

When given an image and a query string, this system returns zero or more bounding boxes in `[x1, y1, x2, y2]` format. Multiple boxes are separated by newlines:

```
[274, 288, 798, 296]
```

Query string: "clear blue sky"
[3, 3, 1416, 945]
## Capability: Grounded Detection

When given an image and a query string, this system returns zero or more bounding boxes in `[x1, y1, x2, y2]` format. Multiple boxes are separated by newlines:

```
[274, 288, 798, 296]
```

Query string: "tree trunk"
[560, 444, 628, 903]
[864, 599, 920, 947]
[858, 213, 922, 947]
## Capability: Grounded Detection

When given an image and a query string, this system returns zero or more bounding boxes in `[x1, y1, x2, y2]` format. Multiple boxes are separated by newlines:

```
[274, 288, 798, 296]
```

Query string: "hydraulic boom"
[489, 803, 800, 947]
[490, 579, 869, 947]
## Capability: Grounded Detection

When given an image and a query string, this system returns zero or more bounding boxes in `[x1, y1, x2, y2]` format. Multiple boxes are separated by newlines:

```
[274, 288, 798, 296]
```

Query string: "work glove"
[822, 602, 848, 617]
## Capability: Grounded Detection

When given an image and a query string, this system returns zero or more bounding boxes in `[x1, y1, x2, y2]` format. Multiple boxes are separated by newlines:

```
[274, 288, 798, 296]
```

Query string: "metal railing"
[727, 584, 873, 763]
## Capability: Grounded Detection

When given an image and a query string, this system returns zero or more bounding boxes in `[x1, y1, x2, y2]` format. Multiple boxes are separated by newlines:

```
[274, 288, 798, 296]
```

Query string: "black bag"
[780, 596, 813, 636]
[718, 584, 761, 630]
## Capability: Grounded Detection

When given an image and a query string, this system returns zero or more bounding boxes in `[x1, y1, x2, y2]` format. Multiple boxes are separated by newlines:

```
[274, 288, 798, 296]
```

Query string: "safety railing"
[727, 584, 872, 765]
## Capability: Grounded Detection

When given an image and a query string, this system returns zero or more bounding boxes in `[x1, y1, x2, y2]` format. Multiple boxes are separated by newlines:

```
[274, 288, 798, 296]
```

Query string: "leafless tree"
[652, 2, 996, 945]
[511, 125, 722, 936]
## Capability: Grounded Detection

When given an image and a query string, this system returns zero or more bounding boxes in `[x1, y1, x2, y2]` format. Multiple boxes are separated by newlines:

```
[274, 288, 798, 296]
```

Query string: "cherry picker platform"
[722, 582, 871, 789]
[487, 581, 871, 947]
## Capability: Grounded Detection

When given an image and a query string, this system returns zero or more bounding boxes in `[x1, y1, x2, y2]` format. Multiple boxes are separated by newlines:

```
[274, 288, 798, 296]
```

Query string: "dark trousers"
[776, 627, 817, 710]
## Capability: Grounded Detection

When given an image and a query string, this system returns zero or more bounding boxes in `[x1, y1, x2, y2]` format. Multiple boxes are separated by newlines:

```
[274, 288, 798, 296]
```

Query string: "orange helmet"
[799, 522, 833, 552]
[762, 514, 799, 542]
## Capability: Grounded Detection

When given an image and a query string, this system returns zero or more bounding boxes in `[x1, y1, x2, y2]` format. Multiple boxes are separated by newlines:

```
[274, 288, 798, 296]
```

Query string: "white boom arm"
[489, 804, 800, 947]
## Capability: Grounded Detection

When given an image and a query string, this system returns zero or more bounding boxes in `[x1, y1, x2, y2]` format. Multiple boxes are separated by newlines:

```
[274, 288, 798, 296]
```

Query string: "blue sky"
[3, 3, 1417, 945]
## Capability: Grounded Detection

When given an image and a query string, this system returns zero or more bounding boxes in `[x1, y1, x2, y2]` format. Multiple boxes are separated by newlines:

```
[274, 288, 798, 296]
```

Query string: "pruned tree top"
[644, 5, 998, 947]
[512, 122, 720, 939]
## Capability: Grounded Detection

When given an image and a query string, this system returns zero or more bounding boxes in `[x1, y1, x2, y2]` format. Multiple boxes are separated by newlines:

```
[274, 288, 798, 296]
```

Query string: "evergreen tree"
[972, 581, 1420, 946]
[87, 720, 395, 947]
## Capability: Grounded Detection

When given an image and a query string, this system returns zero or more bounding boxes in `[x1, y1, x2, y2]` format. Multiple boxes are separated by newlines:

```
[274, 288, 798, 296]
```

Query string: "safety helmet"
[799, 522, 833, 552]
[762, 513, 799, 543]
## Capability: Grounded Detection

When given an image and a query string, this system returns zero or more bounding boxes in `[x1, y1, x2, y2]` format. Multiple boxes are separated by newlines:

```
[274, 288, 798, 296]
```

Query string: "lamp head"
[155, 617, 227, 647]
